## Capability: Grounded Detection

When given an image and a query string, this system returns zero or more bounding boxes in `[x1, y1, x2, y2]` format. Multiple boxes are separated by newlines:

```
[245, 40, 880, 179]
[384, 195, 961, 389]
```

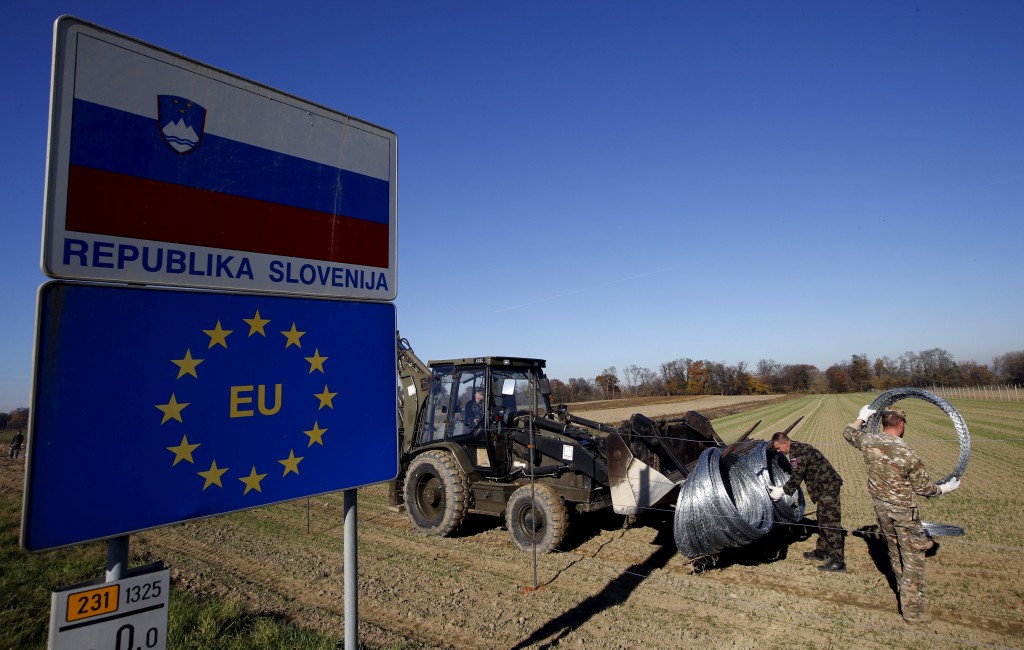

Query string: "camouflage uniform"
[843, 423, 940, 622]
[781, 441, 844, 563]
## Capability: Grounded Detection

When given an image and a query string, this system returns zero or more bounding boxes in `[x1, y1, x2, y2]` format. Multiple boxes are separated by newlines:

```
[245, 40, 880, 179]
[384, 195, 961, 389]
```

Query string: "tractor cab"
[413, 356, 551, 478]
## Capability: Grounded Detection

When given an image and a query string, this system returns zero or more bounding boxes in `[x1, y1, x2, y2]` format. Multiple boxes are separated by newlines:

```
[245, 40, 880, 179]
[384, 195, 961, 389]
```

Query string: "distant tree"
[731, 361, 752, 395]
[825, 365, 851, 393]
[783, 364, 818, 392]
[0, 412, 8, 429]
[567, 377, 595, 402]
[660, 358, 690, 395]
[918, 348, 959, 386]
[687, 360, 711, 395]
[756, 359, 784, 392]
[808, 371, 830, 394]
[898, 351, 923, 385]
[6, 408, 28, 430]
[849, 354, 872, 391]
[636, 367, 659, 396]
[622, 364, 650, 397]
[873, 356, 900, 389]
[548, 378, 569, 404]
[993, 351, 1024, 384]
[747, 376, 771, 394]
[595, 367, 620, 399]
[703, 362, 727, 395]
[958, 361, 996, 386]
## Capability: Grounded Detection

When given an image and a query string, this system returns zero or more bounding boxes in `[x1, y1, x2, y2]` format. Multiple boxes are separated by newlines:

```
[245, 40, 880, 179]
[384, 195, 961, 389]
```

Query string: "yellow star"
[279, 450, 304, 476]
[155, 394, 189, 424]
[167, 434, 200, 466]
[203, 321, 233, 349]
[239, 466, 268, 495]
[198, 460, 229, 490]
[304, 421, 328, 447]
[314, 385, 337, 410]
[171, 349, 204, 379]
[281, 323, 305, 348]
[305, 348, 328, 374]
[243, 310, 270, 336]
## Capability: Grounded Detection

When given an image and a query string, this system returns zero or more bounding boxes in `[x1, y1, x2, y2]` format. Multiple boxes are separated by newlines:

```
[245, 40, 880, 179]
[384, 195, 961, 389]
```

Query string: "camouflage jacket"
[843, 424, 940, 507]
[782, 441, 842, 502]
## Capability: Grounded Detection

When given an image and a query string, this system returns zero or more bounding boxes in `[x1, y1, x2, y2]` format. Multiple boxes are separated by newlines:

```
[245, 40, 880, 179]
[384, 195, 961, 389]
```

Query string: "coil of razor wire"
[673, 447, 773, 558]
[736, 441, 805, 523]
[866, 387, 970, 484]
[922, 521, 965, 538]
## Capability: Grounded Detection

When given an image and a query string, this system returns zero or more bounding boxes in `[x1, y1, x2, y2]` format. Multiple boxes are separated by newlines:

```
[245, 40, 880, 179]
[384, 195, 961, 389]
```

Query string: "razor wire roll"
[866, 387, 971, 484]
[673, 447, 776, 558]
[922, 522, 965, 538]
[736, 441, 805, 523]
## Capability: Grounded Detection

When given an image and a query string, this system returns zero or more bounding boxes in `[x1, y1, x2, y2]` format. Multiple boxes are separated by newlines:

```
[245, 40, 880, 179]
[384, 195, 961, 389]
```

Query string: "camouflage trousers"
[814, 492, 844, 563]
[873, 499, 933, 619]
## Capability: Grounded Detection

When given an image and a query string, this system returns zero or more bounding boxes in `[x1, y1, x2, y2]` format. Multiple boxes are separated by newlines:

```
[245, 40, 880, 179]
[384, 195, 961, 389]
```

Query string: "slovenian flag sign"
[23, 283, 398, 551]
[44, 18, 397, 299]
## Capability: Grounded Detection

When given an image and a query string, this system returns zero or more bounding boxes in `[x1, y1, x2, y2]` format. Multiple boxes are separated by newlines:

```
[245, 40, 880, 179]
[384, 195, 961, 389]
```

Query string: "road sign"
[49, 564, 170, 650]
[23, 282, 398, 551]
[42, 16, 397, 300]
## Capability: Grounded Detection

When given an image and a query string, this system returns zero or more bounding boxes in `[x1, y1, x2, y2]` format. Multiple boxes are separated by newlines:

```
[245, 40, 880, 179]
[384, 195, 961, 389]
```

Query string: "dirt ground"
[5, 394, 1023, 649]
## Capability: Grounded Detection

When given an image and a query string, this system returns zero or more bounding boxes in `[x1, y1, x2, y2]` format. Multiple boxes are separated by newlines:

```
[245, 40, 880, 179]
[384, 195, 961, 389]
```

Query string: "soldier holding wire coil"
[844, 405, 961, 624]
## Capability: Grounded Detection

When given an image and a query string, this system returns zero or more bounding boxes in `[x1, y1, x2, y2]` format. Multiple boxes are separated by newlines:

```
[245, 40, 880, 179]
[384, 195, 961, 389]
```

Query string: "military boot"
[818, 560, 846, 573]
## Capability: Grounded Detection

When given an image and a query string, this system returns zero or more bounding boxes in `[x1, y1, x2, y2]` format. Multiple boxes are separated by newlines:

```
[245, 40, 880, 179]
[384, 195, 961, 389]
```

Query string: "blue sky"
[2, 2, 1022, 411]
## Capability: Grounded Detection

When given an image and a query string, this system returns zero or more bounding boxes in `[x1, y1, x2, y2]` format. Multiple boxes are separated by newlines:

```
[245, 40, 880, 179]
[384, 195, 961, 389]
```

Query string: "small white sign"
[562, 444, 574, 462]
[49, 566, 170, 650]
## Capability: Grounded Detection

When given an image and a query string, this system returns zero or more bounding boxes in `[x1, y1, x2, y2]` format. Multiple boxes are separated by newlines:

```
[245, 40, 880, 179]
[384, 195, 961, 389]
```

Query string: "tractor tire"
[505, 484, 568, 553]
[403, 450, 469, 537]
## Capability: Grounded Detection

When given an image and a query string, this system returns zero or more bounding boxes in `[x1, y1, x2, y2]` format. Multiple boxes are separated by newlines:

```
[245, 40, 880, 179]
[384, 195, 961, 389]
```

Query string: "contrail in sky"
[955, 172, 1024, 194]
[493, 265, 688, 313]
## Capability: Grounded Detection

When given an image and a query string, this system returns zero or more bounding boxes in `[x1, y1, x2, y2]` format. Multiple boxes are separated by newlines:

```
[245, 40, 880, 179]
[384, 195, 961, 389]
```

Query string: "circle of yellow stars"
[155, 309, 337, 495]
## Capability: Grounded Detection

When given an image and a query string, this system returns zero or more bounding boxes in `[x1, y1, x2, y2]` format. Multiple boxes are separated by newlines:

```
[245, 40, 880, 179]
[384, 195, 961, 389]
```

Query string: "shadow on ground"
[512, 525, 677, 650]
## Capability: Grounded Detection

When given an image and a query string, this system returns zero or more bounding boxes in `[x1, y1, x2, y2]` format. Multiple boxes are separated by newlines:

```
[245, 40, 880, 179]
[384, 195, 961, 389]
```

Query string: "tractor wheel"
[505, 484, 568, 553]
[403, 450, 469, 536]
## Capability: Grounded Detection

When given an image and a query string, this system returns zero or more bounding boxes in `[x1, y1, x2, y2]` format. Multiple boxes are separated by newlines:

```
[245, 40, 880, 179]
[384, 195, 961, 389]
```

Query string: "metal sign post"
[344, 490, 358, 649]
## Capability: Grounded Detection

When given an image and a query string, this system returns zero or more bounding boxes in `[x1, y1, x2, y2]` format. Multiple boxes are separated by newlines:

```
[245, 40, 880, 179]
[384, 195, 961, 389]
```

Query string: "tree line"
[0, 408, 28, 431]
[548, 349, 1024, 404]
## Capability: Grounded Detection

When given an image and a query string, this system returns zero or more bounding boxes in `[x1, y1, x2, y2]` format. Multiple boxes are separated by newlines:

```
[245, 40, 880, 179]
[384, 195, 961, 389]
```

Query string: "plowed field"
[4, 393, 1023, 649]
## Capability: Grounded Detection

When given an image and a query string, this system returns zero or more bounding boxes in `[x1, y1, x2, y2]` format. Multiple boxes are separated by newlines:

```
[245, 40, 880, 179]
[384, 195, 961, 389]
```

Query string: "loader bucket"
[606, 411, 726, 516]
[606, 431, 679, 515]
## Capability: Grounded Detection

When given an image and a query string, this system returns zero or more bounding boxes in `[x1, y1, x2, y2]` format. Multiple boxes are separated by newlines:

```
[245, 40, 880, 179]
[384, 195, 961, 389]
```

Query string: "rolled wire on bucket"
[674, 447, 774, 558]
[736, 441, 805, 523]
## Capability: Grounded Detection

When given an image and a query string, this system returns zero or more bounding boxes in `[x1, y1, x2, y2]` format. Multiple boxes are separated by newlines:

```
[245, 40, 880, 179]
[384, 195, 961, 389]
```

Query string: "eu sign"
[23, 282, 398, 551]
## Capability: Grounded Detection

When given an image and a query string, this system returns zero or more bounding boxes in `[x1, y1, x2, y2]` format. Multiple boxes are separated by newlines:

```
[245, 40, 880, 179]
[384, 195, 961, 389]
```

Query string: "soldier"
[768, 432, 845, 572]
[843, 405, 961, 624]
[9, 430, 24, 460]
[464, 388, 485, 431]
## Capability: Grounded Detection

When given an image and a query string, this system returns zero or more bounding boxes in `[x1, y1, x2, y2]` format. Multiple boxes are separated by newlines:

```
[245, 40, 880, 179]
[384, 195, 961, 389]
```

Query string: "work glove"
[857, 405, 877, 422]
[937, 477, 961, 495]
[767, 485, 785, 501]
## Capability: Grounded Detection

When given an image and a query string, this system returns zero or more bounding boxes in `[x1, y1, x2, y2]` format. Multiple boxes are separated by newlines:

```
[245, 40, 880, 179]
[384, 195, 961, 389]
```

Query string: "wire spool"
[866, 387, 971, 484]
[922, 521, 965, 538]
[673, 447, 774, 558]
[736, 441, 806, 523]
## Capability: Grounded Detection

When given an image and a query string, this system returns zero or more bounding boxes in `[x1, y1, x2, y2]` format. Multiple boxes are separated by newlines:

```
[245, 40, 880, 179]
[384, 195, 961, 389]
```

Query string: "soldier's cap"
[881, 406, 907, 422]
